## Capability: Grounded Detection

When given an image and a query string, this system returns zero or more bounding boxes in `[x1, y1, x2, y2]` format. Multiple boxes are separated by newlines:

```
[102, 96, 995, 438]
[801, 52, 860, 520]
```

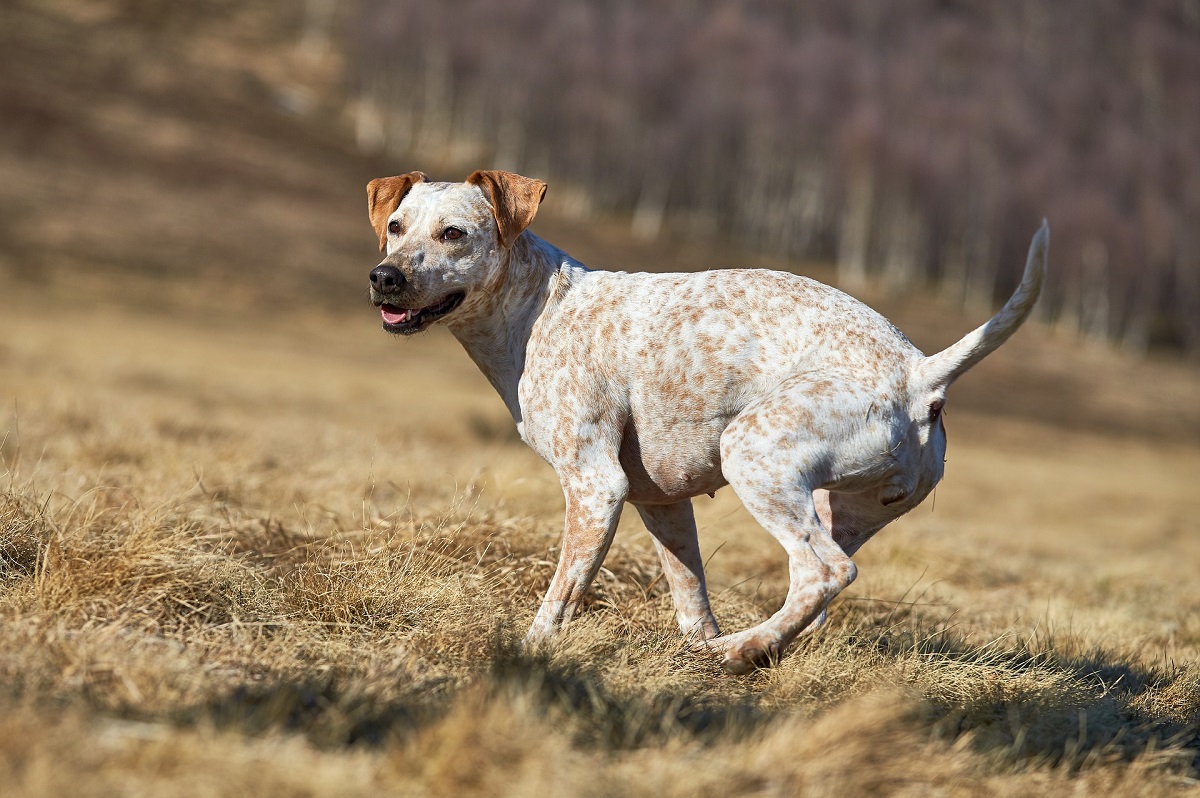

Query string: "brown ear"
[366, 171, 428, 252]
[466, 170, 548, 248]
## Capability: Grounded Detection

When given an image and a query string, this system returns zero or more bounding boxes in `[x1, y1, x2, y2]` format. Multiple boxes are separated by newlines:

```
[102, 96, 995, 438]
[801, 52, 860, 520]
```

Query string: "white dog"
[366, 170, 1048, 673]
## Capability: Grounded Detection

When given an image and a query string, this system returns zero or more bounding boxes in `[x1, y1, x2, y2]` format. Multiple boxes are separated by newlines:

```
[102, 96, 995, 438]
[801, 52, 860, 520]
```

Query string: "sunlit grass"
[2, 285, 1199, 795]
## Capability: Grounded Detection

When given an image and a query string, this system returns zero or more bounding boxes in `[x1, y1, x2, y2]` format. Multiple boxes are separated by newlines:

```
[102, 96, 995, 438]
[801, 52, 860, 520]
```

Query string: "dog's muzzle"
[370, 264, 406, 294]
[369, 263, 465, 335]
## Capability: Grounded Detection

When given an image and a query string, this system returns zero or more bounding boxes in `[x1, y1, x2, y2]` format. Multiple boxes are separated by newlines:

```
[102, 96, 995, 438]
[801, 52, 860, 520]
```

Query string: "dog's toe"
[720, 650, 760, 675]
[715, 639, 777, 674]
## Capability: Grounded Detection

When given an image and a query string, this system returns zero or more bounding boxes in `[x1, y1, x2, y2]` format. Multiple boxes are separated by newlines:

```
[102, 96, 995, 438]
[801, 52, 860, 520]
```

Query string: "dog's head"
[365, 170, 547, 335]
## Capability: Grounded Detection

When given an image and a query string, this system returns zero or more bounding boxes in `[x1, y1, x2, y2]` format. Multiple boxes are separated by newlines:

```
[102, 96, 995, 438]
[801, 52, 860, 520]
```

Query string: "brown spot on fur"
[366, 171, 427, 251]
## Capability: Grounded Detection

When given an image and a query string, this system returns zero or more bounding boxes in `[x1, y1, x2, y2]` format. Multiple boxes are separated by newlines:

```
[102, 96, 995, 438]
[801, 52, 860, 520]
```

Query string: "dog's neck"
[447, 232, 585, 423]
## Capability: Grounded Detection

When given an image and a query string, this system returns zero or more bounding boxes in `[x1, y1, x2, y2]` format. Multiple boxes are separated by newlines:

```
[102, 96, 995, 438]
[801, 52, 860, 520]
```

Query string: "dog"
[365, 169, 1048, 674]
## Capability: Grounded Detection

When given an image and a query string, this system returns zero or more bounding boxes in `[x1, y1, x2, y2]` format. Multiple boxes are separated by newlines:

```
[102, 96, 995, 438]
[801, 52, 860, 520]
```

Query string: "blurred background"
[355, 0, 1200, 356]
[3, 0, 1200, 358]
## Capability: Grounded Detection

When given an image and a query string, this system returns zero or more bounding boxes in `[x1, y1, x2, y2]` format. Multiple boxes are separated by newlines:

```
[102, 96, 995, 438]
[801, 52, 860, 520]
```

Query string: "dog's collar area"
[379, 292, 465, 334]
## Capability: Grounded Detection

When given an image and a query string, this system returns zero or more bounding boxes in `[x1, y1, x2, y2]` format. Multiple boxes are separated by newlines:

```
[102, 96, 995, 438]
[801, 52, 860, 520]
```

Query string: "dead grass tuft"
[28, 487, 280, 629]
[0, 491, 51, 579]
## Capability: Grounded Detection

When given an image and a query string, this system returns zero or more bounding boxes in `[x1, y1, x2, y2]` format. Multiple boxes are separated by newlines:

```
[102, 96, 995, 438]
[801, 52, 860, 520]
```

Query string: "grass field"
[3, 1, 1200, 794]
[3, 270, 1200, 795]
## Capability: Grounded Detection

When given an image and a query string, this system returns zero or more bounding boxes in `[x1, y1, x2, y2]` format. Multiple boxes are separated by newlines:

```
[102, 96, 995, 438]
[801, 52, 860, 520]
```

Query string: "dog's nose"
[370, 264, 405, 293]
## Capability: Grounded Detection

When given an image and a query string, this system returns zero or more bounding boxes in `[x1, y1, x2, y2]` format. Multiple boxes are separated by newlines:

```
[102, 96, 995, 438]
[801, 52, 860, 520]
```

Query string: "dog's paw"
[703, 633, 780, 675]
[520, 627, 560, 656]
[720, 642, 778, 675]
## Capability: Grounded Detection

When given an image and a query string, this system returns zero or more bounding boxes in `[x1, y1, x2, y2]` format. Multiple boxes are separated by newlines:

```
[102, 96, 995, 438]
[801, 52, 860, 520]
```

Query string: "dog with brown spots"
[365, 169, 1049, 674]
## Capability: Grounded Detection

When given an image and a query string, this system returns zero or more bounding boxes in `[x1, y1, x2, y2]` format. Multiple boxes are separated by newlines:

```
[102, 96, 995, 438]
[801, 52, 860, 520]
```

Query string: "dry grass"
[2, 281, 1199, 796]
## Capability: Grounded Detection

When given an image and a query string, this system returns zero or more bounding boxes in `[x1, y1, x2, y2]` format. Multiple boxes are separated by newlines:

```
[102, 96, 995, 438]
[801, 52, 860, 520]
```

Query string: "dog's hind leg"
[711, 375, 869, 674]
[635, 500, 720, 641]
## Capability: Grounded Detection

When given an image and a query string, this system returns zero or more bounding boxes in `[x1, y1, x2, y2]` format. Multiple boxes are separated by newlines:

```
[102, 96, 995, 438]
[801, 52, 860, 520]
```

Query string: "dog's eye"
[441, 227, 465, 241]
[929, 399, 945, 421]
[388, 220, 401, 235]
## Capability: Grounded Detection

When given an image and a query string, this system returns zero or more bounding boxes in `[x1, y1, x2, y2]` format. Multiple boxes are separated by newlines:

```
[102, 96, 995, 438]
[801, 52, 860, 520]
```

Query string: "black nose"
[370, 264, 405, 293]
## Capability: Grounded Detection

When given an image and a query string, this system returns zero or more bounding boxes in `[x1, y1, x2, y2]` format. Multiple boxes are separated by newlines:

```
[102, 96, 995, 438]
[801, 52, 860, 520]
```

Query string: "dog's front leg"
[634, 501, 720, 641]
[524, 466, 629, 645]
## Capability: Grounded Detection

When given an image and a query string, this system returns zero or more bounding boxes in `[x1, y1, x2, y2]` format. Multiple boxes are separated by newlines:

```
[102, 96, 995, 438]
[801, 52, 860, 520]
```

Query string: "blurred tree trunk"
[961, 224, 999, 312]
[1122, 194, 1172, 354]
[416, 46, 453, 159]
[782, 159, 826, 257]
[299, 0, 338, 62]
[838, 163, 874, 290]
[1079, 238, 1111, 344]
[1176, 233, 1200, 357]
[881, 187, 927, 290]
[632, 169, 670, 241]
[941, 166, 1000, 313]
[354, 84, 385, 155]
[734, 127, 778, 250]
[1119, 272, 1154, 354]
[384, 84, 417, 158]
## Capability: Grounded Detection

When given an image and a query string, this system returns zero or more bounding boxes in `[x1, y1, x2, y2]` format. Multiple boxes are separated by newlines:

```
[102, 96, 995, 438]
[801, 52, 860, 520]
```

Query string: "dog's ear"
[366, 172, 428, 252]
[467, 170, 548, 249]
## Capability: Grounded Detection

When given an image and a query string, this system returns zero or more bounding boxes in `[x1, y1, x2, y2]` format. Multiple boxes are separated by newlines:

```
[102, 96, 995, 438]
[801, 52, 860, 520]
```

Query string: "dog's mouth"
[377, 292, 465, 334]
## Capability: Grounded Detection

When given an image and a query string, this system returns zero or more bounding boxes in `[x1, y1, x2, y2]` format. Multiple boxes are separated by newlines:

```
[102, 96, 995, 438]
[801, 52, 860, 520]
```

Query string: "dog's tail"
[918, 221, 1049, 391]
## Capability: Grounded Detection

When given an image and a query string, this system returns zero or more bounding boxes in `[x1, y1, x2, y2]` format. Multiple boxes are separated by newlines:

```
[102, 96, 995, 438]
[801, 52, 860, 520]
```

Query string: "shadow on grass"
[484, 640, 769, 749]
[839, 616, 1200, 776]
[164, 621, 1196, 778]
[181, 637, 769, 751]
[193, 678, 433, 747]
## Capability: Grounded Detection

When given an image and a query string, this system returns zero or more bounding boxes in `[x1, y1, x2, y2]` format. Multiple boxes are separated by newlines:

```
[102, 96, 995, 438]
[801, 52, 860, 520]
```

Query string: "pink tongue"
[381, 306, 409, 325]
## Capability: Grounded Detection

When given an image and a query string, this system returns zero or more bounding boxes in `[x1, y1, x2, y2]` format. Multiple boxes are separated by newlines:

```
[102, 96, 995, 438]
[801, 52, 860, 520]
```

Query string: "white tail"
[920, 221, 1050, 390]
